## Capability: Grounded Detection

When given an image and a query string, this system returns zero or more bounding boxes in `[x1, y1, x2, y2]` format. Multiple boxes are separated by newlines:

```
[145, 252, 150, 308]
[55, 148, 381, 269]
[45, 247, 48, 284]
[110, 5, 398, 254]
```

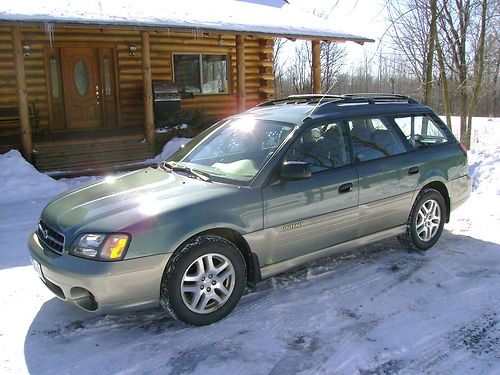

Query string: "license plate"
[31, 258, 43, 279]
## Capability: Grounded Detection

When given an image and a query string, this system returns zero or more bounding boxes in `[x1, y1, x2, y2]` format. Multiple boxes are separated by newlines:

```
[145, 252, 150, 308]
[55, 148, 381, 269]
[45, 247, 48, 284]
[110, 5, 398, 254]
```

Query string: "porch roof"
[0, 0, 374, 44]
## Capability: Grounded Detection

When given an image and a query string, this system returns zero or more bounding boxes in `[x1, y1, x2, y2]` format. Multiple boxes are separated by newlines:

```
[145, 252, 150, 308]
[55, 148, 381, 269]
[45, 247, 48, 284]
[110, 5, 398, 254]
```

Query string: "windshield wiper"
[160, 161, 211, 182]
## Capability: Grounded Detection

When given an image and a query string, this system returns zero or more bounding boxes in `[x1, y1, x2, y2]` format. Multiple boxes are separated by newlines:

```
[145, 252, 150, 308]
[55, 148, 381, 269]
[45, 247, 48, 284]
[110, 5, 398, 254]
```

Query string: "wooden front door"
[62, 47, 103, 129]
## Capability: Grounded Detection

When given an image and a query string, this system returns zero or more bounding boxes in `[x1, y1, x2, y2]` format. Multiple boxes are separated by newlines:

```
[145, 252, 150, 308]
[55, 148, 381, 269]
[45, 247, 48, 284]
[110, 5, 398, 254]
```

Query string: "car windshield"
[166, 117, 295, 185]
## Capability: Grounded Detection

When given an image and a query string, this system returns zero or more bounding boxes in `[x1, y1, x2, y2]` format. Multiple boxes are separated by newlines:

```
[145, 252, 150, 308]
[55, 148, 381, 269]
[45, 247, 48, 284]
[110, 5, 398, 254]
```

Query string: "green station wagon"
[28, 94, 471, 325]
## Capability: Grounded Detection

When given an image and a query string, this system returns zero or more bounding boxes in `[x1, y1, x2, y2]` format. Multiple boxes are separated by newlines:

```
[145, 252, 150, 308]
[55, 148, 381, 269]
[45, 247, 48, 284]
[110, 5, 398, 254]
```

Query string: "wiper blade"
[160, 161, 211, 182]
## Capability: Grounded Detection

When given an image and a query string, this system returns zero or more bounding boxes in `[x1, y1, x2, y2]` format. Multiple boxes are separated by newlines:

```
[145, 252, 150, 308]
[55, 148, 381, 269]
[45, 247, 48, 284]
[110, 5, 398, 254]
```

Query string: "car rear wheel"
[398, 188, 446, 251]
[160, 235, 246, 326]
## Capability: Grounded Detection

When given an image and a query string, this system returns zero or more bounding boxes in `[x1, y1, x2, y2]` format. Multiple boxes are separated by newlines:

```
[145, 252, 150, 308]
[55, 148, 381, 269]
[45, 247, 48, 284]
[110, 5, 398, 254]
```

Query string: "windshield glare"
[167, 118, 294, 184]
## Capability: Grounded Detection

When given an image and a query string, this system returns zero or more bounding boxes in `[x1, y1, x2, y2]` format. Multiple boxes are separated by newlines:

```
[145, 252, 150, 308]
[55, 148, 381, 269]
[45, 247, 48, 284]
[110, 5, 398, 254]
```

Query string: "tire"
[160, 235, 246, 326]
[397, 188, 446, 251]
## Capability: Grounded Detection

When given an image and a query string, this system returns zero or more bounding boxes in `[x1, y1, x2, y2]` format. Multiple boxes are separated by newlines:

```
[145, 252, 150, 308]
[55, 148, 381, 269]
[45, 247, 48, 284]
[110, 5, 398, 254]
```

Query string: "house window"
[173, 54, 228, 94]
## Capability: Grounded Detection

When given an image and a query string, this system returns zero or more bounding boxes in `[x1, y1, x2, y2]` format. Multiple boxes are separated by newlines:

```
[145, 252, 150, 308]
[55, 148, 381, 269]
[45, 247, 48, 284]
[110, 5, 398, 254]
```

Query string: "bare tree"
[439, 0, 489, 149]
[273, 38, 287, 97]
[387, 0, 431, 97]
[321, 41, 347, 92]
[423, 0, 438, 104]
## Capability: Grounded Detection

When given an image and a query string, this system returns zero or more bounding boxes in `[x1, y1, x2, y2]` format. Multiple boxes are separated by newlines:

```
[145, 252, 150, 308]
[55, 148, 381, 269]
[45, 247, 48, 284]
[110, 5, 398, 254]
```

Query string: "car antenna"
[307, 76, 339, 117]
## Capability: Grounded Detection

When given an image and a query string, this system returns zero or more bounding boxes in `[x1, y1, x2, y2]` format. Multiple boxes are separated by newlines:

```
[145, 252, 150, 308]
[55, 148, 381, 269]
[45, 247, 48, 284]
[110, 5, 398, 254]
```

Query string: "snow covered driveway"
[1, 120, 499, 374]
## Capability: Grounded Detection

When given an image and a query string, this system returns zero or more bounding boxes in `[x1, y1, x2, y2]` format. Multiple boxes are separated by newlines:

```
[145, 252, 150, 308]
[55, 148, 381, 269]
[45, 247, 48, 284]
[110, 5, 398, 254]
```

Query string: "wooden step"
[33, 135, 154, 173]
[34, 141, 150, 160]
[33, 133, 144, 149]
[36, 153, 155, 172]
[36, 148, 153, 169]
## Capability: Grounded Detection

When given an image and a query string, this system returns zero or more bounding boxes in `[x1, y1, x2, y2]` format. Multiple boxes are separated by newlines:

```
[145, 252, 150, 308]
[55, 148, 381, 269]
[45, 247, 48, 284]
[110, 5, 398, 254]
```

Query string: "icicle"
[44, 23, 55, 48]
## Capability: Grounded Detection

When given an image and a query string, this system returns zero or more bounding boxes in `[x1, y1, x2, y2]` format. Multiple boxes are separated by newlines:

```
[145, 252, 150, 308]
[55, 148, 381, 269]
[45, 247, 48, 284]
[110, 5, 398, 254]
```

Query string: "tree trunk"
[435, 37, 452, 128]
[493, 52, 500, 117]
[423, 0, 438, 105]
[466, 0, 488, 144]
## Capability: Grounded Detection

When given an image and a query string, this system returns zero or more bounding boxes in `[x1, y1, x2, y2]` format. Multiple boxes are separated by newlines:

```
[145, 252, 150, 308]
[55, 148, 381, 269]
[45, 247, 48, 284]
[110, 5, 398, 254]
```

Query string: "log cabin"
[0, 0, 372, 174]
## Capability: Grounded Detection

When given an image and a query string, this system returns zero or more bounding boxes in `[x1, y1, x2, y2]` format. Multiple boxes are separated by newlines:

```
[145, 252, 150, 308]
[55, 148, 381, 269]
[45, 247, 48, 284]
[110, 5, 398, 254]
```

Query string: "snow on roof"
[0, 0, 374, 44]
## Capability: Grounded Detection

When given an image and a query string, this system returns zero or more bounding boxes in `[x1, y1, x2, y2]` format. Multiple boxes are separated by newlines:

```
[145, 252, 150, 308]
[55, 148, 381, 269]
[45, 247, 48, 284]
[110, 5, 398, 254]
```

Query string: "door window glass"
[348, 117, 405, 162]
[393, 115, 450, 148]
[74, 59, 89, 96]
[49, 57, 60, 98]
[285, 122, 349, 173]
[103, 56, 112, 96]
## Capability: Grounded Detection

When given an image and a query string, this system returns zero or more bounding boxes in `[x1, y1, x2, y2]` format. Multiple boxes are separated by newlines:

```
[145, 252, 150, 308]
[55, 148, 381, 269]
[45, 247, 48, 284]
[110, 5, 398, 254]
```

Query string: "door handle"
[95, 85, 100, 104]
[408, 166, 420, 175]
[338, 183, 353, 194]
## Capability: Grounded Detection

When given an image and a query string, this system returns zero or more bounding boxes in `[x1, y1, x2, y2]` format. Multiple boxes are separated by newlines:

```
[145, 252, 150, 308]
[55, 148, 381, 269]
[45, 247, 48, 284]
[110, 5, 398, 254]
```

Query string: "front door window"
[74, 59, 89, 97]
[285, 122, 350, 173]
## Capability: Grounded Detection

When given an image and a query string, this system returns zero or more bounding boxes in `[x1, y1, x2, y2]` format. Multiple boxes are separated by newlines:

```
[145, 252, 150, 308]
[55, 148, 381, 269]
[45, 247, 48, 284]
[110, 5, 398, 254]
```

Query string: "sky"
[282, 0, 390, 68]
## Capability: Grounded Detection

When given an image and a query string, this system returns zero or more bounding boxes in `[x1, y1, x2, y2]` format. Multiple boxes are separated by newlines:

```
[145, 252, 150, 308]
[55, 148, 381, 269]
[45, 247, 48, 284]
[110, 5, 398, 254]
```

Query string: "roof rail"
[252, 94, 344, 108]
[251, 93, 419, 111]
[342, 93, 418, 104]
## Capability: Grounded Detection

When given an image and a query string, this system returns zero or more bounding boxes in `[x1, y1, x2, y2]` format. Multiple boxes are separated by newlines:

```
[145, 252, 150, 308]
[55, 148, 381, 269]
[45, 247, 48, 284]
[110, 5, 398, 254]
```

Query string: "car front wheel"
[160, 235, 246, 326]
[398, 188, 446, 251]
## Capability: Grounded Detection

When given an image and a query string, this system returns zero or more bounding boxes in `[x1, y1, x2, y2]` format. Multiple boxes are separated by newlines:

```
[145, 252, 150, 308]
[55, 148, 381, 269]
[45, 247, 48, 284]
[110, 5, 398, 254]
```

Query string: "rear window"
[393, 115, 450, 148]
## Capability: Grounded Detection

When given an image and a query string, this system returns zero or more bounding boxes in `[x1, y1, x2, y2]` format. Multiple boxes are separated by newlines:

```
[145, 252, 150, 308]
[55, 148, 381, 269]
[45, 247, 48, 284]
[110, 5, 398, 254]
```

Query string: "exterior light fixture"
[22, 42, 31, 56]
[128, 44, 137, 56]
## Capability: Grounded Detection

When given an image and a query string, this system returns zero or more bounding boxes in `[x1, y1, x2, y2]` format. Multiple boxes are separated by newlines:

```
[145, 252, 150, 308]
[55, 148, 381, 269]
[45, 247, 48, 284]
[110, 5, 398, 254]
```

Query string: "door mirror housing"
[280, 161, 311, 180]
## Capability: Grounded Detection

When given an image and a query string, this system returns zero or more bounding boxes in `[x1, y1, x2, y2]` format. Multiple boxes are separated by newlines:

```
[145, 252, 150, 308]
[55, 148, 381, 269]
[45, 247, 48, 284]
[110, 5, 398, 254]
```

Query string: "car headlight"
[69, 233, 130, 261]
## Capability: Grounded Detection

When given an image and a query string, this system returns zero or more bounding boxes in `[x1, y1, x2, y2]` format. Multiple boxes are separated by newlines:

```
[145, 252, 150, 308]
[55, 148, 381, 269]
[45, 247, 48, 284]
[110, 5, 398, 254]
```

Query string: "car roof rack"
[252, 93, 418, 109]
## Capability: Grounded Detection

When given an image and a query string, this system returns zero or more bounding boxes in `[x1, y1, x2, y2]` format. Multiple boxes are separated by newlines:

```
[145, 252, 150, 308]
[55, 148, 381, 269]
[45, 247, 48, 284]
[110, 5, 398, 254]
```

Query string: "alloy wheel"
[180, 253, 235, 314]
[416, 198, 441, 242]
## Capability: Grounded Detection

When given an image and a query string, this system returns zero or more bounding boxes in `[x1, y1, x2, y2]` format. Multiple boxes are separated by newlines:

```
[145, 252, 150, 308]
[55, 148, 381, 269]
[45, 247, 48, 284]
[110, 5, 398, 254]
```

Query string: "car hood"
[41, 167, 236, 235]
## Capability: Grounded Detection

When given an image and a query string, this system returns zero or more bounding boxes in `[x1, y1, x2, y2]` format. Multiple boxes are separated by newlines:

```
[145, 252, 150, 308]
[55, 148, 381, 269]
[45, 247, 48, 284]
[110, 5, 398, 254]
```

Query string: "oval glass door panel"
[74, 59, 89, 96]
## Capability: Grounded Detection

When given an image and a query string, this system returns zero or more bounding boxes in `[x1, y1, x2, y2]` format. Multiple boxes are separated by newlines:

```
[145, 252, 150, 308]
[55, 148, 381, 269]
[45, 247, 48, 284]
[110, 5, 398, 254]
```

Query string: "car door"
[348, 116, 419, 237]
[259, 120, 359, 267]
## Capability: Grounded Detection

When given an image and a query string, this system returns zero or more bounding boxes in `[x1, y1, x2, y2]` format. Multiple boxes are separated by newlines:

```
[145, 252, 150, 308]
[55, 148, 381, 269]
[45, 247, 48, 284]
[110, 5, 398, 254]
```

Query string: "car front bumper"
[28, 232, 171, 313]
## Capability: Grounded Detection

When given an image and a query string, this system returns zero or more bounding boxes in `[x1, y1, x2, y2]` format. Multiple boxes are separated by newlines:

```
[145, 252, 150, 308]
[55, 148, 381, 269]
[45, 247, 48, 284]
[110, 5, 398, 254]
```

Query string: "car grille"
[37, 220, 65, 255]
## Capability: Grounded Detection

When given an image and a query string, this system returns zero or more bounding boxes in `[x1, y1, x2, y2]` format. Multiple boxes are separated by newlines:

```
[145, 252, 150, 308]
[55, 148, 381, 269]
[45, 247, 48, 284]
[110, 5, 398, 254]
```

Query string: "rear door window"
[393, 115, 450, 148]
[348, 117, 405, 162]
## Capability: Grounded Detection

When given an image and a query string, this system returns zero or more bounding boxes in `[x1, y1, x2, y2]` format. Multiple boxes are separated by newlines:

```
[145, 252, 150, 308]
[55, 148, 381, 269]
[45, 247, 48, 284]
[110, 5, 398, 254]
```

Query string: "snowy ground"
[0, 118, 499, 374]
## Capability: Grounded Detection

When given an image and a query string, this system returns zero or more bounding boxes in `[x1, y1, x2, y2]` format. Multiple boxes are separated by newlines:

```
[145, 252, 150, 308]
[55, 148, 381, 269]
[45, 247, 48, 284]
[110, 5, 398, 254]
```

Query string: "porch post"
[312, 40, 321, 94]
[236, 35, 246, 112]
[11, 25, 32, 162]
[141, 30, 155, 150]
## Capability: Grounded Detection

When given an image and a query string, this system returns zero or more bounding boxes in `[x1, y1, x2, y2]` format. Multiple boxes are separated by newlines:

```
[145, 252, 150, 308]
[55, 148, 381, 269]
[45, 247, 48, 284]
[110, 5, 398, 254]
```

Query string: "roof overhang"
[0, 0, 375, 44]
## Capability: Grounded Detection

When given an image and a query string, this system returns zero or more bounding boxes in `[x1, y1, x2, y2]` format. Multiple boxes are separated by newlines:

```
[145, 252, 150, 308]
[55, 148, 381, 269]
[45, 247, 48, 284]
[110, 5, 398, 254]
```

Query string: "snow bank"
[0, 150, 66, 203]
[444, 116, 500, 195]
[150, 137, 192, 163]
[468, 146, 500, 195]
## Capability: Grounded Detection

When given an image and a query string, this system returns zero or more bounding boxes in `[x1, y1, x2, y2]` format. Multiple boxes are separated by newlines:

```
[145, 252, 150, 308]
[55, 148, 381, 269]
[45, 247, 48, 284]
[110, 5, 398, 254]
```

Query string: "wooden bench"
[0, 103, 41, 135]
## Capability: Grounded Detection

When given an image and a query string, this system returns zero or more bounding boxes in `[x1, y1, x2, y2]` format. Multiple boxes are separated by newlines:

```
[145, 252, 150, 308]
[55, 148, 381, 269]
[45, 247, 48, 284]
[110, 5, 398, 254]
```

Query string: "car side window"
[348, 117, 405, 162]
[285, 122, 349, 173]
[393, 115, 450, 148]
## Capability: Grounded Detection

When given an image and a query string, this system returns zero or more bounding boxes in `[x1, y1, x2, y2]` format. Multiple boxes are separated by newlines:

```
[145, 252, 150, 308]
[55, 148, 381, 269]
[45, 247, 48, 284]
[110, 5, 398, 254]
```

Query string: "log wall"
[0, 24, 275, 137]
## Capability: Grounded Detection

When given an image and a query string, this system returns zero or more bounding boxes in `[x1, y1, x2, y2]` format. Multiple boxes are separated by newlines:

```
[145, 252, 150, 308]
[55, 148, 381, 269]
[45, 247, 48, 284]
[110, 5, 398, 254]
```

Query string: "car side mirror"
[280, 161, 311, 180]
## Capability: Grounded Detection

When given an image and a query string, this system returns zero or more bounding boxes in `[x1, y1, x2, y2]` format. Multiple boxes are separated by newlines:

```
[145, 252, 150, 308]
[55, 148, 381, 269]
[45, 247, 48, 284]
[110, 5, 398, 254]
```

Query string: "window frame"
[172, 52, 230, 95]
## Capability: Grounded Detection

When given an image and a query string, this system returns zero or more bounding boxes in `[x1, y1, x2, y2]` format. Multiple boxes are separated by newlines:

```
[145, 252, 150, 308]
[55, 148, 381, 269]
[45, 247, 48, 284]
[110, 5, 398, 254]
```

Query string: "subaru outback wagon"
[28, 94, 471, 325]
